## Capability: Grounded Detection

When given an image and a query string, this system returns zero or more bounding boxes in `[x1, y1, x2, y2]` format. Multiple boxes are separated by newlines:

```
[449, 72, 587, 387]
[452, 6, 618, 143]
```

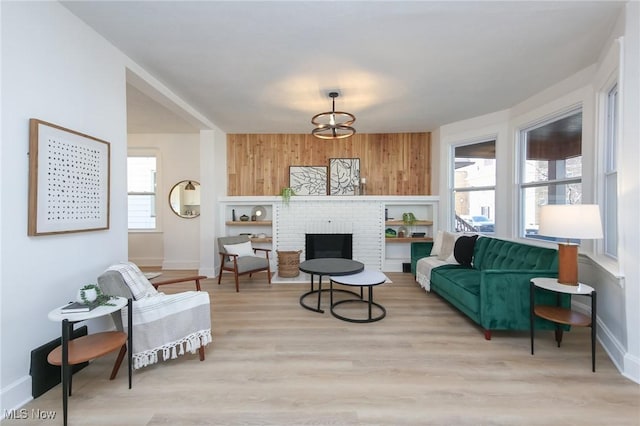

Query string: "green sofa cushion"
[431, 266, 481, 316]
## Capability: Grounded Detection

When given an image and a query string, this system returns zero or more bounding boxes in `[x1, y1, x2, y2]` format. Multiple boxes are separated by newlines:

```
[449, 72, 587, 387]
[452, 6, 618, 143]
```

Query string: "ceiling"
[62, 1, 624, 135]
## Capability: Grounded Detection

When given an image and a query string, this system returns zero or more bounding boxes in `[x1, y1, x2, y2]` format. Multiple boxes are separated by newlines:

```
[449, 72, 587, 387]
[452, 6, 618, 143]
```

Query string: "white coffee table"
[329, 270, 387, 323]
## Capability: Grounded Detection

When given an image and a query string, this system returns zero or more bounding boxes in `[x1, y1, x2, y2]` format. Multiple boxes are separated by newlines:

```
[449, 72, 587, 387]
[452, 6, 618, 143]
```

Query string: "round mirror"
[169, 180, 200, 218]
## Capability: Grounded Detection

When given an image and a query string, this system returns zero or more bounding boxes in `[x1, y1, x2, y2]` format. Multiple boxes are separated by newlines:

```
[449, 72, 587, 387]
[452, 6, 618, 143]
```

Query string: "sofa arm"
[411, 241, 434, 276]
[478, 269, 568, 330]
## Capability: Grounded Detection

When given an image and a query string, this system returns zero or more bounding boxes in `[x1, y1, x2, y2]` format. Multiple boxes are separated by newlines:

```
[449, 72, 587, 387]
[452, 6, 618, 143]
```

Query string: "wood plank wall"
[227, 133, 431, 196]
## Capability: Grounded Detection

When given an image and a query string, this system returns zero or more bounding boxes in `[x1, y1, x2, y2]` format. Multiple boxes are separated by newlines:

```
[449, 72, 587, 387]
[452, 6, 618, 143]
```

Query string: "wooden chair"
[217, 235, 272, 292]
[97, 262, 211, 378]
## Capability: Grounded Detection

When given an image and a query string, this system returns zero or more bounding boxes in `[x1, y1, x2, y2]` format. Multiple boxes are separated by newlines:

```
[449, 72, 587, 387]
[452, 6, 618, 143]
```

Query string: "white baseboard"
[1, 376, 32, 420]
[128, 257, 163, 267]
[572, 298, 639, 383]
[161, 260, 200, 270]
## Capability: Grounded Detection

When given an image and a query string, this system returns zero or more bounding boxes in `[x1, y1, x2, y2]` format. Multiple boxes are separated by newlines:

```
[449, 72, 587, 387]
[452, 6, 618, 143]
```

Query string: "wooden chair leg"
[234, 269, 240, 292]
[110, 344, 127, 380]
[195, 278, 201, 291]
[267, 265, 272, 285]
[218, 254, 225, 285]
[198, 345, 205, 361]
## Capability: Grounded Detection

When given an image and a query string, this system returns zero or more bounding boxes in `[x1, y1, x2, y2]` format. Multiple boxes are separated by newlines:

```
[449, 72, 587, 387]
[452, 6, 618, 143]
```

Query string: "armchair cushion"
[223, 241, 254, 257]
[224, 256, 270, 274]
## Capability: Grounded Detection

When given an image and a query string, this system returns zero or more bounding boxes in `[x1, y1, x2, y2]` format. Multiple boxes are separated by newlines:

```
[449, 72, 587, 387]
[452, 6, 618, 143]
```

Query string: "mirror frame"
[169, 180, 201, 219]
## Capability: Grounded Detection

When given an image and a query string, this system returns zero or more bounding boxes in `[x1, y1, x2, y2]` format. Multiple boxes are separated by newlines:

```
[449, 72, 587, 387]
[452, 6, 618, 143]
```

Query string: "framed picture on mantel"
[289, 166, 327, 195]
[329, 158, 360, 195]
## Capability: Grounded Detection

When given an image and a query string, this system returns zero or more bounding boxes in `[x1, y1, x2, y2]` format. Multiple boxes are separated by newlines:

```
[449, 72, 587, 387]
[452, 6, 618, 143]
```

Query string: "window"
[452, 139, 496, 234]
[128, 156, 157, 230]
[519, 108, 582, 240]
[603, 84, 618, 258]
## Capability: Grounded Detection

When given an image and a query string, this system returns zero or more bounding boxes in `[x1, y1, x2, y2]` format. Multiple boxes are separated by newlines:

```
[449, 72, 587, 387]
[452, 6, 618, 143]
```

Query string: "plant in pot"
[280, 187, 295, 206]
[402, 212, 417, 236]
[76, 284, 116, 306]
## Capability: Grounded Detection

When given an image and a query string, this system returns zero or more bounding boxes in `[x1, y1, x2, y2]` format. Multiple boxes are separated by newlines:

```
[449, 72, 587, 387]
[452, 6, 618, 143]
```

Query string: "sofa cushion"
[454, 234, 478, 266]
[437, 231, 460, 261]
[430, 230, 444, 256]
[431, 266, 481, 315]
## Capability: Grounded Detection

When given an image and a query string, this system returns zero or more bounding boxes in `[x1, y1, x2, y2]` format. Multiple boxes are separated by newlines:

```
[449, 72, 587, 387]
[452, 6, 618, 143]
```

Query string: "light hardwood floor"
[5, 271, 639, 425]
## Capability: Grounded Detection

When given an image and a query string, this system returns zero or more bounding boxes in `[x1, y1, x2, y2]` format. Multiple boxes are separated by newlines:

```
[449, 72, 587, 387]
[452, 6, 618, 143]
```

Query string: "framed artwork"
[28, 119, 110, 236]
[289, 166, 327, 195]
[329, 158, 360, 195]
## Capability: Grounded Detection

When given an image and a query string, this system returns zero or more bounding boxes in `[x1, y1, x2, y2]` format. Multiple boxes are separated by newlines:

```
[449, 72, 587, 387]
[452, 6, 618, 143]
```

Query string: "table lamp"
[538, 204, 603, 285]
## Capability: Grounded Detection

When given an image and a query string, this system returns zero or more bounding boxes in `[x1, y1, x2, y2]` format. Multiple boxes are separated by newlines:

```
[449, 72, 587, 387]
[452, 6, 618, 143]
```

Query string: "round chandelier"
[311, 92, 356, 139]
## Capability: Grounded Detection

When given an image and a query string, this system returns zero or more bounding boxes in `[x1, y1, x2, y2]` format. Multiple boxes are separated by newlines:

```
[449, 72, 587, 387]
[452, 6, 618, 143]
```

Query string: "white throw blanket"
[107, 262, 212, 369]
[121, 292, 212, 369]
[415, 256, 450, 292]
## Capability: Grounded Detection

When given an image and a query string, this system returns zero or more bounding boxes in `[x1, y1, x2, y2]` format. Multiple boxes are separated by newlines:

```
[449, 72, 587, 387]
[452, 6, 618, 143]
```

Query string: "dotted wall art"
[28, 119, 110, 235]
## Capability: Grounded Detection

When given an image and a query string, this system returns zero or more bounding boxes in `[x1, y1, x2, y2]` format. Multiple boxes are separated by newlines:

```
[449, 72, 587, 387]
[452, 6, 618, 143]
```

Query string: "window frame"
[517, 105, 583, 240]
[127, 149, 162, 232]
[450, 137, 497, 234]
[599, 80, 619, 259]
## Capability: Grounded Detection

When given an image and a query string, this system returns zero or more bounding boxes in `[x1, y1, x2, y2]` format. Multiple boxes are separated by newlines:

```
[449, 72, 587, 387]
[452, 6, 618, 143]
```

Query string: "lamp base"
[557, 243, 579, 285]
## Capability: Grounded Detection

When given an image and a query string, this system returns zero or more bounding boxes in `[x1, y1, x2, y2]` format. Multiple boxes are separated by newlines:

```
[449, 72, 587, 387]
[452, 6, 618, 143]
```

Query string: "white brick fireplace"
[274, 198, 384, 270]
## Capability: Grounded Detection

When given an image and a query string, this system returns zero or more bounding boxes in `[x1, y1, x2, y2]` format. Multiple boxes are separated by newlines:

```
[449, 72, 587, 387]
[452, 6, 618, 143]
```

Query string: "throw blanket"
[106, 262, 158, 300]
[107, 262, 212, 369]
[416, 256, 449, 292]
[121, 291, 212, 369]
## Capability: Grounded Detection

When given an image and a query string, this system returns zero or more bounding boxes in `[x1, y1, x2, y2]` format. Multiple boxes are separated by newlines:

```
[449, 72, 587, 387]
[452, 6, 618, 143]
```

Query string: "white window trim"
[516, 104, 583, 240]
[128, 148, 162, 232]
[593, 38, 623, 271]
[450, 136, 497, 233]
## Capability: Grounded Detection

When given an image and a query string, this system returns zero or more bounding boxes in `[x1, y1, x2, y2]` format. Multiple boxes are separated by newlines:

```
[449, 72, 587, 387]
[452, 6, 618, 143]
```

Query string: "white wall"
[434, 3, 639, 383]
[128, 133, 201, 269]
[1, 2, 129, 411]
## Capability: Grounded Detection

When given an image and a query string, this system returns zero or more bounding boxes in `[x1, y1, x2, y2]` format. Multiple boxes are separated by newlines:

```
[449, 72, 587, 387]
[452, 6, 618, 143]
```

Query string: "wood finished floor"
[5, 271, 639, 426]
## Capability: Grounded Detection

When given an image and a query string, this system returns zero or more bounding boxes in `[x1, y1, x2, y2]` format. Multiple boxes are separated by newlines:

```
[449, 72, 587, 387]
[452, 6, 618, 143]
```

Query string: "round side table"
[48, 297, 132, 425]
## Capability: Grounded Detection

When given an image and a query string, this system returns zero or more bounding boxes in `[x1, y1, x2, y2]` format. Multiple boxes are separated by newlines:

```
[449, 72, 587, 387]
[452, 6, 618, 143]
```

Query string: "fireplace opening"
[305, 233, 353, 260]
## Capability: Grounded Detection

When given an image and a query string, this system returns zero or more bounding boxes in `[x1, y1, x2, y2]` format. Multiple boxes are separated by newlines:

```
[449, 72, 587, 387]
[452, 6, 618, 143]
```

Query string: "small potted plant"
[402, 212, 417, 236]
[280, 187, 295, 206]
[76, 284, 116, 306]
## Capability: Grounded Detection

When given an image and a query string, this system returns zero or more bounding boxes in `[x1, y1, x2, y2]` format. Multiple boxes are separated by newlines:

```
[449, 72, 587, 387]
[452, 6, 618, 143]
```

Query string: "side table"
[329, 270, 388, 323]
[530, 277, 596, 372]
[47, 297, 132, 426]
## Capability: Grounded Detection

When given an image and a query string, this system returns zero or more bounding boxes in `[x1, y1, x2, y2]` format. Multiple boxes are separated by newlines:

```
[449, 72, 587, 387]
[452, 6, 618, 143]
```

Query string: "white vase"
[77, 288, 98, 304]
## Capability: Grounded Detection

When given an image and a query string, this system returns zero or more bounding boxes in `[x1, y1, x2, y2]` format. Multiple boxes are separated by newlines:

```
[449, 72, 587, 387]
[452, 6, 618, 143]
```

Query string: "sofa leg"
[484, 330, 492, 340]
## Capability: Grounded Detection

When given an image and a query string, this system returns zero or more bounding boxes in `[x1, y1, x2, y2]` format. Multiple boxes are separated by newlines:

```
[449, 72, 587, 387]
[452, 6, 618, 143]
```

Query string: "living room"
[1, 1, 639, 423]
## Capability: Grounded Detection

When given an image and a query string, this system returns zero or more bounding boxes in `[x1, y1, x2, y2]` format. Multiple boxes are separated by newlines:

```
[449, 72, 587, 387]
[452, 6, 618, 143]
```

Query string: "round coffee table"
[299, 258, 364, 313]
[329, 270, 387, 323]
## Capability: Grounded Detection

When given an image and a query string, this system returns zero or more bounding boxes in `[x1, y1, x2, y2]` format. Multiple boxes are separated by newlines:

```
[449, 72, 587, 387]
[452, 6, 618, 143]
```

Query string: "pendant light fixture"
[311, 91, 356, 139]
[185, 181, 196, 190]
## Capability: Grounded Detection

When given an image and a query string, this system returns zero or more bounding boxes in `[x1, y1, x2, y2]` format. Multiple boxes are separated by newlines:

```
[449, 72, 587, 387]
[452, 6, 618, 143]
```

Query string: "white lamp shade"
[538, 204, 603, 240]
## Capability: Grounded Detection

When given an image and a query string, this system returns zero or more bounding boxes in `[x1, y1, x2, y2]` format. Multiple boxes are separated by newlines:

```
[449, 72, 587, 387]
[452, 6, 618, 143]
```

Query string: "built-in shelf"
[384, 220, 433, 226]
[226, 220, 273, 226]
[250, 237, 272, 243]
[385, 237, 433, 243]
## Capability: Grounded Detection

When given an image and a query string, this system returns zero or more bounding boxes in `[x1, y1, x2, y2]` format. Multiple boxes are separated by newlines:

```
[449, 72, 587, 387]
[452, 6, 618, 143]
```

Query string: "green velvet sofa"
[412, 236, 569, 340]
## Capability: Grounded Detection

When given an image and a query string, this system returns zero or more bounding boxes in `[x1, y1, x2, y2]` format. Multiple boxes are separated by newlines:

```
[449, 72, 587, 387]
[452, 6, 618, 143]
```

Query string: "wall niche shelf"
[385, 237, 433, 243]
[226, 220, 273, 226]
[384, 220, 433, 226]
